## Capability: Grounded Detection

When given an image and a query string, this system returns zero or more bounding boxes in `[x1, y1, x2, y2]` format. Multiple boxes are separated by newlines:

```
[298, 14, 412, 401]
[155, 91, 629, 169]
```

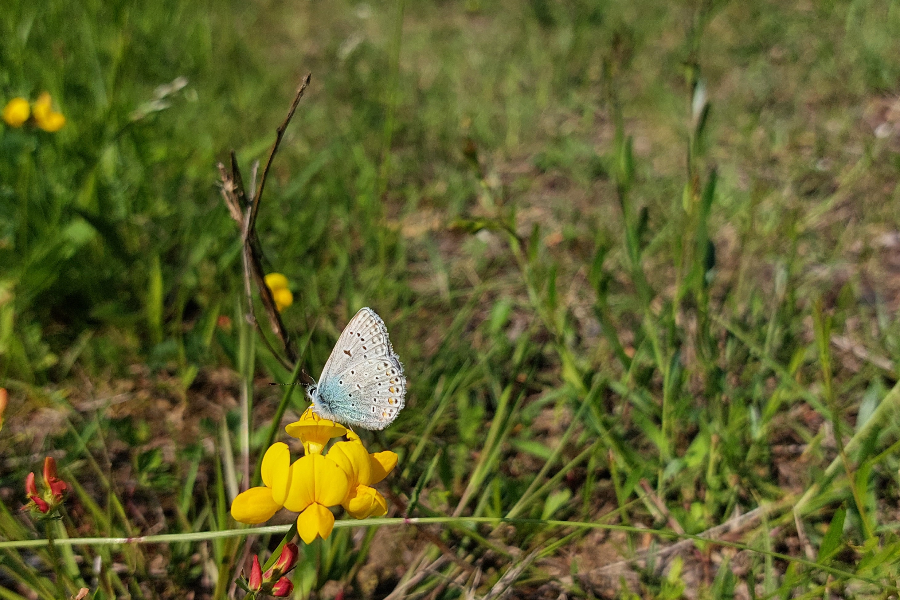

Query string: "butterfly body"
[307, 307, 406, 430]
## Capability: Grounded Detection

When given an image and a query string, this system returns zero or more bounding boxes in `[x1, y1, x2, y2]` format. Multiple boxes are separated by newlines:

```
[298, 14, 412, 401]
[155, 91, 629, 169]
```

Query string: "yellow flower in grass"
[233, 409, 398, 543]
[231, 442, 351, 543]
[2, 98, 30, 127]
[328, 432, 398, 519]
[285, 407, 347, 455]
[264, 273, 293, 312]
[32, 92, 65, 132]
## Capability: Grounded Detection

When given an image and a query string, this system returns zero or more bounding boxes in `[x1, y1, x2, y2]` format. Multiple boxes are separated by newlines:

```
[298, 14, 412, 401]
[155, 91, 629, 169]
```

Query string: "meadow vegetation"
[3, 0, 900, 597]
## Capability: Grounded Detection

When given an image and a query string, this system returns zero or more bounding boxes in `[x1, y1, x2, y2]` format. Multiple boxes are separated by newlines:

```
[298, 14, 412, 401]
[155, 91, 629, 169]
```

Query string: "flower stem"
[44, 519, 68, 599]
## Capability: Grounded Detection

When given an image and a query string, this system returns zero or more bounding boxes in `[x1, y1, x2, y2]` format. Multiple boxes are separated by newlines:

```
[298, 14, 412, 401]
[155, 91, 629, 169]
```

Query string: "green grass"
[3, 0, 900, 597]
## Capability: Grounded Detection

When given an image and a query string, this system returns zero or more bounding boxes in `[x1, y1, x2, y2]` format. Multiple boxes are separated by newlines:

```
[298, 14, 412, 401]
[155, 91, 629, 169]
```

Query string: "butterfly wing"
[311, 307, 406, 430]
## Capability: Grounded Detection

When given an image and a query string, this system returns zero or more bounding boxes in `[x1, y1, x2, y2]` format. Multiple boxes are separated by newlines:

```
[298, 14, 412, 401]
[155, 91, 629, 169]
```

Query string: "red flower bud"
[264, 542, 299, 581]
[24, 472, 49, 513]
[247, 555, 263, 591]
[25, 472, 38, 497]
[43, 457, 67, 499]
[271, 577, 294, 597]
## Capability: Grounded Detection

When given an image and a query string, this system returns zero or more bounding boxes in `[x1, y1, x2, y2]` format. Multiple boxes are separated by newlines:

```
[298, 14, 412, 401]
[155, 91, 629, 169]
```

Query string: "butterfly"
[307, 307, 406, 430]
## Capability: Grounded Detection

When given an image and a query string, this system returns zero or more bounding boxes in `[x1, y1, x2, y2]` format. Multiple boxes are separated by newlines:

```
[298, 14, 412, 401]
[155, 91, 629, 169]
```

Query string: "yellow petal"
[32, 92, 52, 122]
[261, 443, 292, 505]
[231, 487, 281, 524]
[285, 407, 347, 455]
[273, 288, 293, 312]
[296, 503, 336, 544]
[344, 485, 388, 519]
[369, 451, 398, 485]
[2, 98, 30, 127]
[264, 273, 289, 291]
[327, 440, 371, 488]
[36, 111, 65, 132]
[282, 454, 349, 513]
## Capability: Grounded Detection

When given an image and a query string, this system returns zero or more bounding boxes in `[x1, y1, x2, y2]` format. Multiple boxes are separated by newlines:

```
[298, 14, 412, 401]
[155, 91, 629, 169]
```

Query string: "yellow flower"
[2, 98, 30, 127]
[327, 436, 398, 519]
[33, 92, 66, 132]
[230, 442, 351, 544]
[32, 92, 66, 132]
[285, 407, 347, 455]
[264, 273, 293, 311]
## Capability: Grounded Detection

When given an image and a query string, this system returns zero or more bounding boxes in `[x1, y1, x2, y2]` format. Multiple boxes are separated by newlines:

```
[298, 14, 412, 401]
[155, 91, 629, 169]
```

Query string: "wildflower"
[24, 457, 67, 515]
[25, 473, 50, 513]
[32, 92, 65, 132]
[233, 410, 398, 544]
[264, 273, 293, 312]
[285, 407, 347, 455]
[2, 98, 30, 127]
[327, 433, 397, 519]
[243, 543, 299, 597]
[271, 578, 294, 597]
[247, 555, 263, 591]
[231, 443, 351, 544]
[264, 542, 299, 580]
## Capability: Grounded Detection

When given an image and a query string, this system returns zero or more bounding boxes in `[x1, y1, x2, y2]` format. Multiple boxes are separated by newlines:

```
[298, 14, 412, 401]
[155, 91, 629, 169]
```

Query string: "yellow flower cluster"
[2, 92, 65, 132]
[264, 273, 293, 312]
[231, 408, 397, 544]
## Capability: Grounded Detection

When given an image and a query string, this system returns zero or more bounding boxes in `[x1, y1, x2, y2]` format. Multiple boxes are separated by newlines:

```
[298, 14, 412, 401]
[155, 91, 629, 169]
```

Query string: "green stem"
[0, 515, 887, 589]
[43, 520, 67, 599]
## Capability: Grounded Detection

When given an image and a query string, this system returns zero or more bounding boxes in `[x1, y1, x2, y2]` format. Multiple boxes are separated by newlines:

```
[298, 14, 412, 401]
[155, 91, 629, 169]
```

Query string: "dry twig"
[217, 74, 313, 371]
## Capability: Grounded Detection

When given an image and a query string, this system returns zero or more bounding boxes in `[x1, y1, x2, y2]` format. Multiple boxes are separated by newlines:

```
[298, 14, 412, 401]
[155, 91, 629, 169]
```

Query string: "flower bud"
[264, 542, 299, 581]
[271, 577, 294, 597]
[43, 457, 67, 500]
[247, 555, 263, 591]
[24, 472, 50, 513]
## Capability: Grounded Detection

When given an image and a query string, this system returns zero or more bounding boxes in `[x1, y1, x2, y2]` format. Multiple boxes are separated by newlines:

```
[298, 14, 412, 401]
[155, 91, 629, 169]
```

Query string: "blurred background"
[3, 0, 900, 597]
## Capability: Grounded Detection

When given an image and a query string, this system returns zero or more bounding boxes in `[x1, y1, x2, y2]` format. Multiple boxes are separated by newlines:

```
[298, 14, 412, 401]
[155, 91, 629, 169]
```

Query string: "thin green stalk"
[43, 520, 67, 600]
[256, 358, 305, 484]
[794, 377, 900, 514]
[0, 514, 886, 589]
[511, 443, 595, 520]
[813, 301, 873, 540]
[505, 387, 597, 519]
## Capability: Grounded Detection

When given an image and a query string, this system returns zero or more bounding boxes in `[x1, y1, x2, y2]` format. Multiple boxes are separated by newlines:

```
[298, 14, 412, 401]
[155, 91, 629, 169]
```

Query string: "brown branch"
[246, 73, 312, 237]
[217, 74, 313, 369]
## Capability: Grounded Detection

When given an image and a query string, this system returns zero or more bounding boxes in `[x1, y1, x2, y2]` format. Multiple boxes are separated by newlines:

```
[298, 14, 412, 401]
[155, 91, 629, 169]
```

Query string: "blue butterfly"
[307, 307, 406, 430]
